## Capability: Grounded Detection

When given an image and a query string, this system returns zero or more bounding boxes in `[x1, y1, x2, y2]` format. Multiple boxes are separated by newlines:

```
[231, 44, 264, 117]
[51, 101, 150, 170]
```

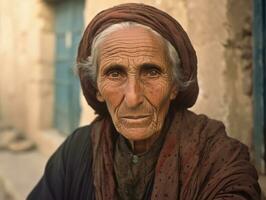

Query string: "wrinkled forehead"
[98, 26, 168, 64]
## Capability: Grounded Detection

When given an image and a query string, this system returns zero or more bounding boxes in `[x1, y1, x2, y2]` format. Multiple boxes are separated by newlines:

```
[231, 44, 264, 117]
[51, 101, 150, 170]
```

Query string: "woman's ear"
[96, 91, 105, 102]
[170, 84, 178, 100]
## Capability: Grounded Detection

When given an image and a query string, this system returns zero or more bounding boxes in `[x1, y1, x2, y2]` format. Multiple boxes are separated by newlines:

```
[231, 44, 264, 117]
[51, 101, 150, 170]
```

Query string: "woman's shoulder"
[181, 109, 226, 139]
[178, 110, 260, 199]
[41, 124, 94, 177]
[49, 116, 106, 170]
[180, 109, 251, 161]
[60, 125, 93, 165]
[65, 116, 104, 149]
[65, 125, 92, 147]
[27, 125, 94, 200]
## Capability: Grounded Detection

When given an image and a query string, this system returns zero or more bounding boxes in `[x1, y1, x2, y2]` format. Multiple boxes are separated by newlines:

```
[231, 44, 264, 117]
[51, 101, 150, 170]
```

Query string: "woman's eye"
[106, 69, 124, 80]
[149, 70, 159, 76]
[109, 71, 120, 77]
[144, 68, 161, 78]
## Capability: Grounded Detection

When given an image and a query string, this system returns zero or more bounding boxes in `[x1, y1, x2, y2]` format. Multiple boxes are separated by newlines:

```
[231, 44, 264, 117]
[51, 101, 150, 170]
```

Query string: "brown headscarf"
[77, 3, 199, 115]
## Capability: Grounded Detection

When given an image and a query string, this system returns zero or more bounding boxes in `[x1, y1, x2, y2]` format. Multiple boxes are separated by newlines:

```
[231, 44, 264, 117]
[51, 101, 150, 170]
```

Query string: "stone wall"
[225, 0, 253, 147]
[186, 0, 228, 122]
[186, 0, 253, 147]
[0, 0, 55, 141]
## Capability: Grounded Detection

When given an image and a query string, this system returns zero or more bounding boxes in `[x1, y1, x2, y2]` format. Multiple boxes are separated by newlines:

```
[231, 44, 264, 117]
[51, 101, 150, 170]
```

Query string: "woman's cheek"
[101, 83, 124, 109]
[144, 81, 170, 106]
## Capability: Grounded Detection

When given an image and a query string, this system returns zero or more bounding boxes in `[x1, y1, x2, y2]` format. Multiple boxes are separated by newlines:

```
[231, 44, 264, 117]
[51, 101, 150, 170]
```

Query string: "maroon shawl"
[90, 109, 260, 200]
[77, 3, 198, 115]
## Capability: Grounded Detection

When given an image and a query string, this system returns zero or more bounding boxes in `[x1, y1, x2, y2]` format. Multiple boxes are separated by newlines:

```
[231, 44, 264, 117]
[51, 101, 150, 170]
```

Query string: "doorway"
[53, 0, 84, 134]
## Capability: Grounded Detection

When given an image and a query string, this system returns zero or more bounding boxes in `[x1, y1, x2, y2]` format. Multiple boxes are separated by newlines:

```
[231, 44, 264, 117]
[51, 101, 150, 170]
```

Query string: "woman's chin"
[117, 126, 156, 141]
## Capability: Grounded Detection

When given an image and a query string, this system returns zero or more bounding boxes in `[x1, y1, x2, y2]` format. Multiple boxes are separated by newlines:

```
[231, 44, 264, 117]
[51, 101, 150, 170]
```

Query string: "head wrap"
[77, 3, 199, 115]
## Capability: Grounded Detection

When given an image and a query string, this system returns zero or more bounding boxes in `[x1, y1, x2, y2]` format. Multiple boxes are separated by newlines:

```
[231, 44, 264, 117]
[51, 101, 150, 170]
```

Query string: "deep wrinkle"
[96, 26, 178, 153]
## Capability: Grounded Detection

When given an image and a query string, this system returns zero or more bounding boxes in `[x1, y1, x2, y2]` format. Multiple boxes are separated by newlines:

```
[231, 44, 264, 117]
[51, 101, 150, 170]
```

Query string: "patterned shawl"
[90, 109, 260, 200]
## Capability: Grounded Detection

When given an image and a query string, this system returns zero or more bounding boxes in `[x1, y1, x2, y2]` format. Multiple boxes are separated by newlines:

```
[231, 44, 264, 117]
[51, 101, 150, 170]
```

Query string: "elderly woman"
[28, 3, 260, 200]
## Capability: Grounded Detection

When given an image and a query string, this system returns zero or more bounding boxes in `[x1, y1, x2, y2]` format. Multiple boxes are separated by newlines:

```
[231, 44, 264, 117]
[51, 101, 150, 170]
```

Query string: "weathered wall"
[186, 0, 228, 122]
[225, 0, 253, 147]
[0, 0, 55, 140]
[186, 0, 252, 146]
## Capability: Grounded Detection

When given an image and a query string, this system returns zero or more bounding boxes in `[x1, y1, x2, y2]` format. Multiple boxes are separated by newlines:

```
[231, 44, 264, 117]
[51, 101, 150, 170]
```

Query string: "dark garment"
[27, 110, 261, 200]
[27, 125, 153, 200]
[114, 134, 164, 200]
[114, 113, 171, 200]
[27, 126, 95, 200]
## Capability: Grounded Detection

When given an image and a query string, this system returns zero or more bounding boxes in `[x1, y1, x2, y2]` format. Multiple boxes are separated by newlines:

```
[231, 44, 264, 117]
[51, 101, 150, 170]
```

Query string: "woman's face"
[96, 26, 178, 141]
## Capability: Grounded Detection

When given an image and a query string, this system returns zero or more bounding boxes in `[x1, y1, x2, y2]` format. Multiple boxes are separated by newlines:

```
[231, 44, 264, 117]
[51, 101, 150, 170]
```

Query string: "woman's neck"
[129, 132, 160, 154]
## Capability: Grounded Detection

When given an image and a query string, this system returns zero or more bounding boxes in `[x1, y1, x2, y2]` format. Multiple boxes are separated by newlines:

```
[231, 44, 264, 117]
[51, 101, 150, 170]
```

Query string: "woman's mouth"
[120, 115, 152, 127]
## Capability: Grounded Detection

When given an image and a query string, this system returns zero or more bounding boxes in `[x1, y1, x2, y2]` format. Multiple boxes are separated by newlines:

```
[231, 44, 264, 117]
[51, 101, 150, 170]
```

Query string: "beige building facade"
[0, 0, 255, 162]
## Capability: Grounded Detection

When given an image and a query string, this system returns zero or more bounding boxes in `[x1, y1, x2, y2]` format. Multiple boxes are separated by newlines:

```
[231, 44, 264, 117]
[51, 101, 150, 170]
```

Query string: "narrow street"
[0, 177, 13, 200]
[0, 150, 46, 200]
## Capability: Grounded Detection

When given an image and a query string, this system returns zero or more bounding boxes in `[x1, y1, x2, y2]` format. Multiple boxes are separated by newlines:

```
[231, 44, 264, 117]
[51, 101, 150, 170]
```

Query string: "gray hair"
[76, 22, 189, 90]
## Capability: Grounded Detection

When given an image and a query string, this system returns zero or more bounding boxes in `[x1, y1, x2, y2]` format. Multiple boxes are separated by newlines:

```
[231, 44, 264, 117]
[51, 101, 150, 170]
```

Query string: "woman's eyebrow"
[102, 64, 126, 74]
[139, 63, 163, 71]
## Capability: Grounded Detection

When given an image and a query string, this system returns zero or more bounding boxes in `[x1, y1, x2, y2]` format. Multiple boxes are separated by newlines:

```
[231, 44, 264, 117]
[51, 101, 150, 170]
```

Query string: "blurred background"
[0, 0, 265, 199]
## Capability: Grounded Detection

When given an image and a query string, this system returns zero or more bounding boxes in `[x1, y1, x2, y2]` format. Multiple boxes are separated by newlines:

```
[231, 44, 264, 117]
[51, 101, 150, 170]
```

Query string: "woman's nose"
[124, 78, 144, 108]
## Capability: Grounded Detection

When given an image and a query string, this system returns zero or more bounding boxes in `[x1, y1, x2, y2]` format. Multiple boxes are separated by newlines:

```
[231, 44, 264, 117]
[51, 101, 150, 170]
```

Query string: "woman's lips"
[122, 115, 150, 119]
[120, 115, 152, 126]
